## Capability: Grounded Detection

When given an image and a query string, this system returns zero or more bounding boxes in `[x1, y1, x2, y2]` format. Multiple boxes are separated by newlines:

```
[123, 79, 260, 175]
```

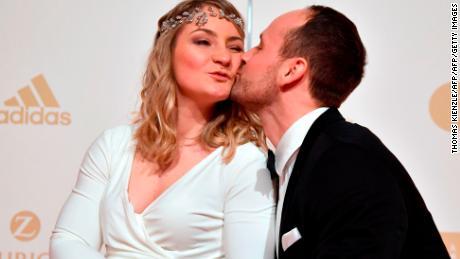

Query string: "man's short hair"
[280, 5, 366, 108]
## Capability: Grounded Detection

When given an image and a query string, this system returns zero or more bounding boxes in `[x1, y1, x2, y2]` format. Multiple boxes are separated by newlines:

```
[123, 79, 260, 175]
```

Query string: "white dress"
[49, 125, 276, 259]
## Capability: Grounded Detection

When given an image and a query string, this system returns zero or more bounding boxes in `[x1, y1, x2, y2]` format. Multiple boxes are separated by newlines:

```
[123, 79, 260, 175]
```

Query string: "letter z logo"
[10, 211, 41, 241]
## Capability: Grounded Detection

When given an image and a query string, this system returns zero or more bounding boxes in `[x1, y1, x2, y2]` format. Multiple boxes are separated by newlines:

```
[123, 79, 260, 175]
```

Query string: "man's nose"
[241, 48, 255, 63]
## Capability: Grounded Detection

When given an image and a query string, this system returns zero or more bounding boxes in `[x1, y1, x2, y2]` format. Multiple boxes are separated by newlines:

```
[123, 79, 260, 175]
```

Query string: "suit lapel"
[279, 108, 346, 243]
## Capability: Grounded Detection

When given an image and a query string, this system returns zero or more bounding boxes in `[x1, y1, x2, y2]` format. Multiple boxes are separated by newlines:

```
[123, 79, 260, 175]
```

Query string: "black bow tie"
[267, 149, 279, 201]
[267, 149, 278, 180]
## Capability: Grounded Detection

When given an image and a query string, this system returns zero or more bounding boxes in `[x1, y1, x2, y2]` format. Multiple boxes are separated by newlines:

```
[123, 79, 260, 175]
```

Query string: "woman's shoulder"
[101, 124, 135, 138]
[96, 124, 135, 144]
[81, 124, 136, 178]
[225, 142, 267, 171]
[233, 142, 266, 162]
[87, 124, 136, 155]
[223, 142, 274, 201]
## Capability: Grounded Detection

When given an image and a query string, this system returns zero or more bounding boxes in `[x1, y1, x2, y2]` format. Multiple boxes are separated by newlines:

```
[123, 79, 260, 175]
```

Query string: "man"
[231, 5, 450, 259]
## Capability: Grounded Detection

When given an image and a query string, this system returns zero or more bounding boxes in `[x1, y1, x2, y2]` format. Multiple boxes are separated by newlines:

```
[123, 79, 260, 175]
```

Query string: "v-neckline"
[124, 145, 223, 216]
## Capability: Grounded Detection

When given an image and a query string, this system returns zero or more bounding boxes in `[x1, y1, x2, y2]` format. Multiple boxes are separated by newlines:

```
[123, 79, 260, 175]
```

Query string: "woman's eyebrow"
[190, 28, 242, 42]
[227, 36, 243, 42]
[190, 28, 217, 37]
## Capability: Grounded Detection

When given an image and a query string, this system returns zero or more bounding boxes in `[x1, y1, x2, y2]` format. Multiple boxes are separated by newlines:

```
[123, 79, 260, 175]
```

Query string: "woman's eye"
[194, 39, 210, 46]
[230, 46, 243, 52]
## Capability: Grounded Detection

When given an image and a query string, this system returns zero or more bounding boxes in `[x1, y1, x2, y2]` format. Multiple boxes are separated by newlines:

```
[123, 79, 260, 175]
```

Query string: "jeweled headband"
[159, 6, 244, 34]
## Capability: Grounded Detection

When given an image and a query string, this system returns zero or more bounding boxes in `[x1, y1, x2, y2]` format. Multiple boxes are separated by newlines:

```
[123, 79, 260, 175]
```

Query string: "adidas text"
[0, 107, 71, 125]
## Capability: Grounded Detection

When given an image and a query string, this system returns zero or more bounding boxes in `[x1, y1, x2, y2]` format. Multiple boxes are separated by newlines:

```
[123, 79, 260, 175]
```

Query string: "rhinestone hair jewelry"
[160, 6, 244, 34]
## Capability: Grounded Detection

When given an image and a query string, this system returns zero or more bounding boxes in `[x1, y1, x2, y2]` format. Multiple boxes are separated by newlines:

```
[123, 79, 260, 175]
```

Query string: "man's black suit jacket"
[278, 108, 449, 258]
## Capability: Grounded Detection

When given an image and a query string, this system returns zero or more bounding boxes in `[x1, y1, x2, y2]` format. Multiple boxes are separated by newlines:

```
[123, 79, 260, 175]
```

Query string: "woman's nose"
[212, 49, 231, 67]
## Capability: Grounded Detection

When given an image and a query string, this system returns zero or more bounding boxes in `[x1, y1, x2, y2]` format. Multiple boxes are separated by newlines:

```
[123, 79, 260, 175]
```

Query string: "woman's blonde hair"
[135, 0, 265, 170]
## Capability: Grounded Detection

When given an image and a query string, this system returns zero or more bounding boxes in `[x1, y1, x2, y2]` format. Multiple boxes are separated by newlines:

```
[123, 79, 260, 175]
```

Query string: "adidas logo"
[0, 74, 71, 125]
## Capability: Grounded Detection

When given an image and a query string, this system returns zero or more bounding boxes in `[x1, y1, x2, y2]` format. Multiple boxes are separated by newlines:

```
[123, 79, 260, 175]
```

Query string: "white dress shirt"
[273, 107, 328, 255]
[50, 125, 276, 259]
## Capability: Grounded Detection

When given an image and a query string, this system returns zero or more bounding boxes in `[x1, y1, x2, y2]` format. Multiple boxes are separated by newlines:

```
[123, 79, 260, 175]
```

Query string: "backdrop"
[0, 0, 458, 258]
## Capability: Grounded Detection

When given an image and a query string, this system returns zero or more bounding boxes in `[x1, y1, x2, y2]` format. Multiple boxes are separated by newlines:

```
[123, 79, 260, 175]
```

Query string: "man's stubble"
[230, 64, 278, 112]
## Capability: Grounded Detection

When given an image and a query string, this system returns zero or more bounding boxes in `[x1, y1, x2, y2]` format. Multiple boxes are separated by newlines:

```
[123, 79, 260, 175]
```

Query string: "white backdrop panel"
[0, 0, 458, 257]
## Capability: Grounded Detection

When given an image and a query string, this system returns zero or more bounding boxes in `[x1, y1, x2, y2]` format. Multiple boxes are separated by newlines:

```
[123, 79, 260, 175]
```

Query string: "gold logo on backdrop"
[429, 82, 458, 131]
[0, 74, 71, 125]
[10, 211, 41, 242]
[441, 232, 460, 258]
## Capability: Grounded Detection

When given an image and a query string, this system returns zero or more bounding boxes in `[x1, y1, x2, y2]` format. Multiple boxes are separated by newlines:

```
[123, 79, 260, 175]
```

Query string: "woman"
[49, 0, 275, 258]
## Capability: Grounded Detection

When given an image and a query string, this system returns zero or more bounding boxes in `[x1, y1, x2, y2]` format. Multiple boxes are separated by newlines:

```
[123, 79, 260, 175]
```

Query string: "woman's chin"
[206, 88, 232, 102]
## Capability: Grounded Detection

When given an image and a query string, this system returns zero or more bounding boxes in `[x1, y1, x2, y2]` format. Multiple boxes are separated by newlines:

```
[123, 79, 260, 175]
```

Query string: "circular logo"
[10, 210, 41, 242]
[429, 82, 457, 131]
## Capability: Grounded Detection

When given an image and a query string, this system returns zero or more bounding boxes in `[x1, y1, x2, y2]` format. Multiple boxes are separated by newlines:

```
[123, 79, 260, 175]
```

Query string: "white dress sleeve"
[49, 130, 113, 259]
[223, 153, 276, 259]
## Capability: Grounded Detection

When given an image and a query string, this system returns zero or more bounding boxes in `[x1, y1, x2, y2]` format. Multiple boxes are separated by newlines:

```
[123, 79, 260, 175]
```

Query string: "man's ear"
[277, 57, 308, 89]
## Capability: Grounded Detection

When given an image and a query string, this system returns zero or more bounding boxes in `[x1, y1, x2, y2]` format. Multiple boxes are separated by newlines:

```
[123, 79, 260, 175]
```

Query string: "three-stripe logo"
[0, 74, 71, 125]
